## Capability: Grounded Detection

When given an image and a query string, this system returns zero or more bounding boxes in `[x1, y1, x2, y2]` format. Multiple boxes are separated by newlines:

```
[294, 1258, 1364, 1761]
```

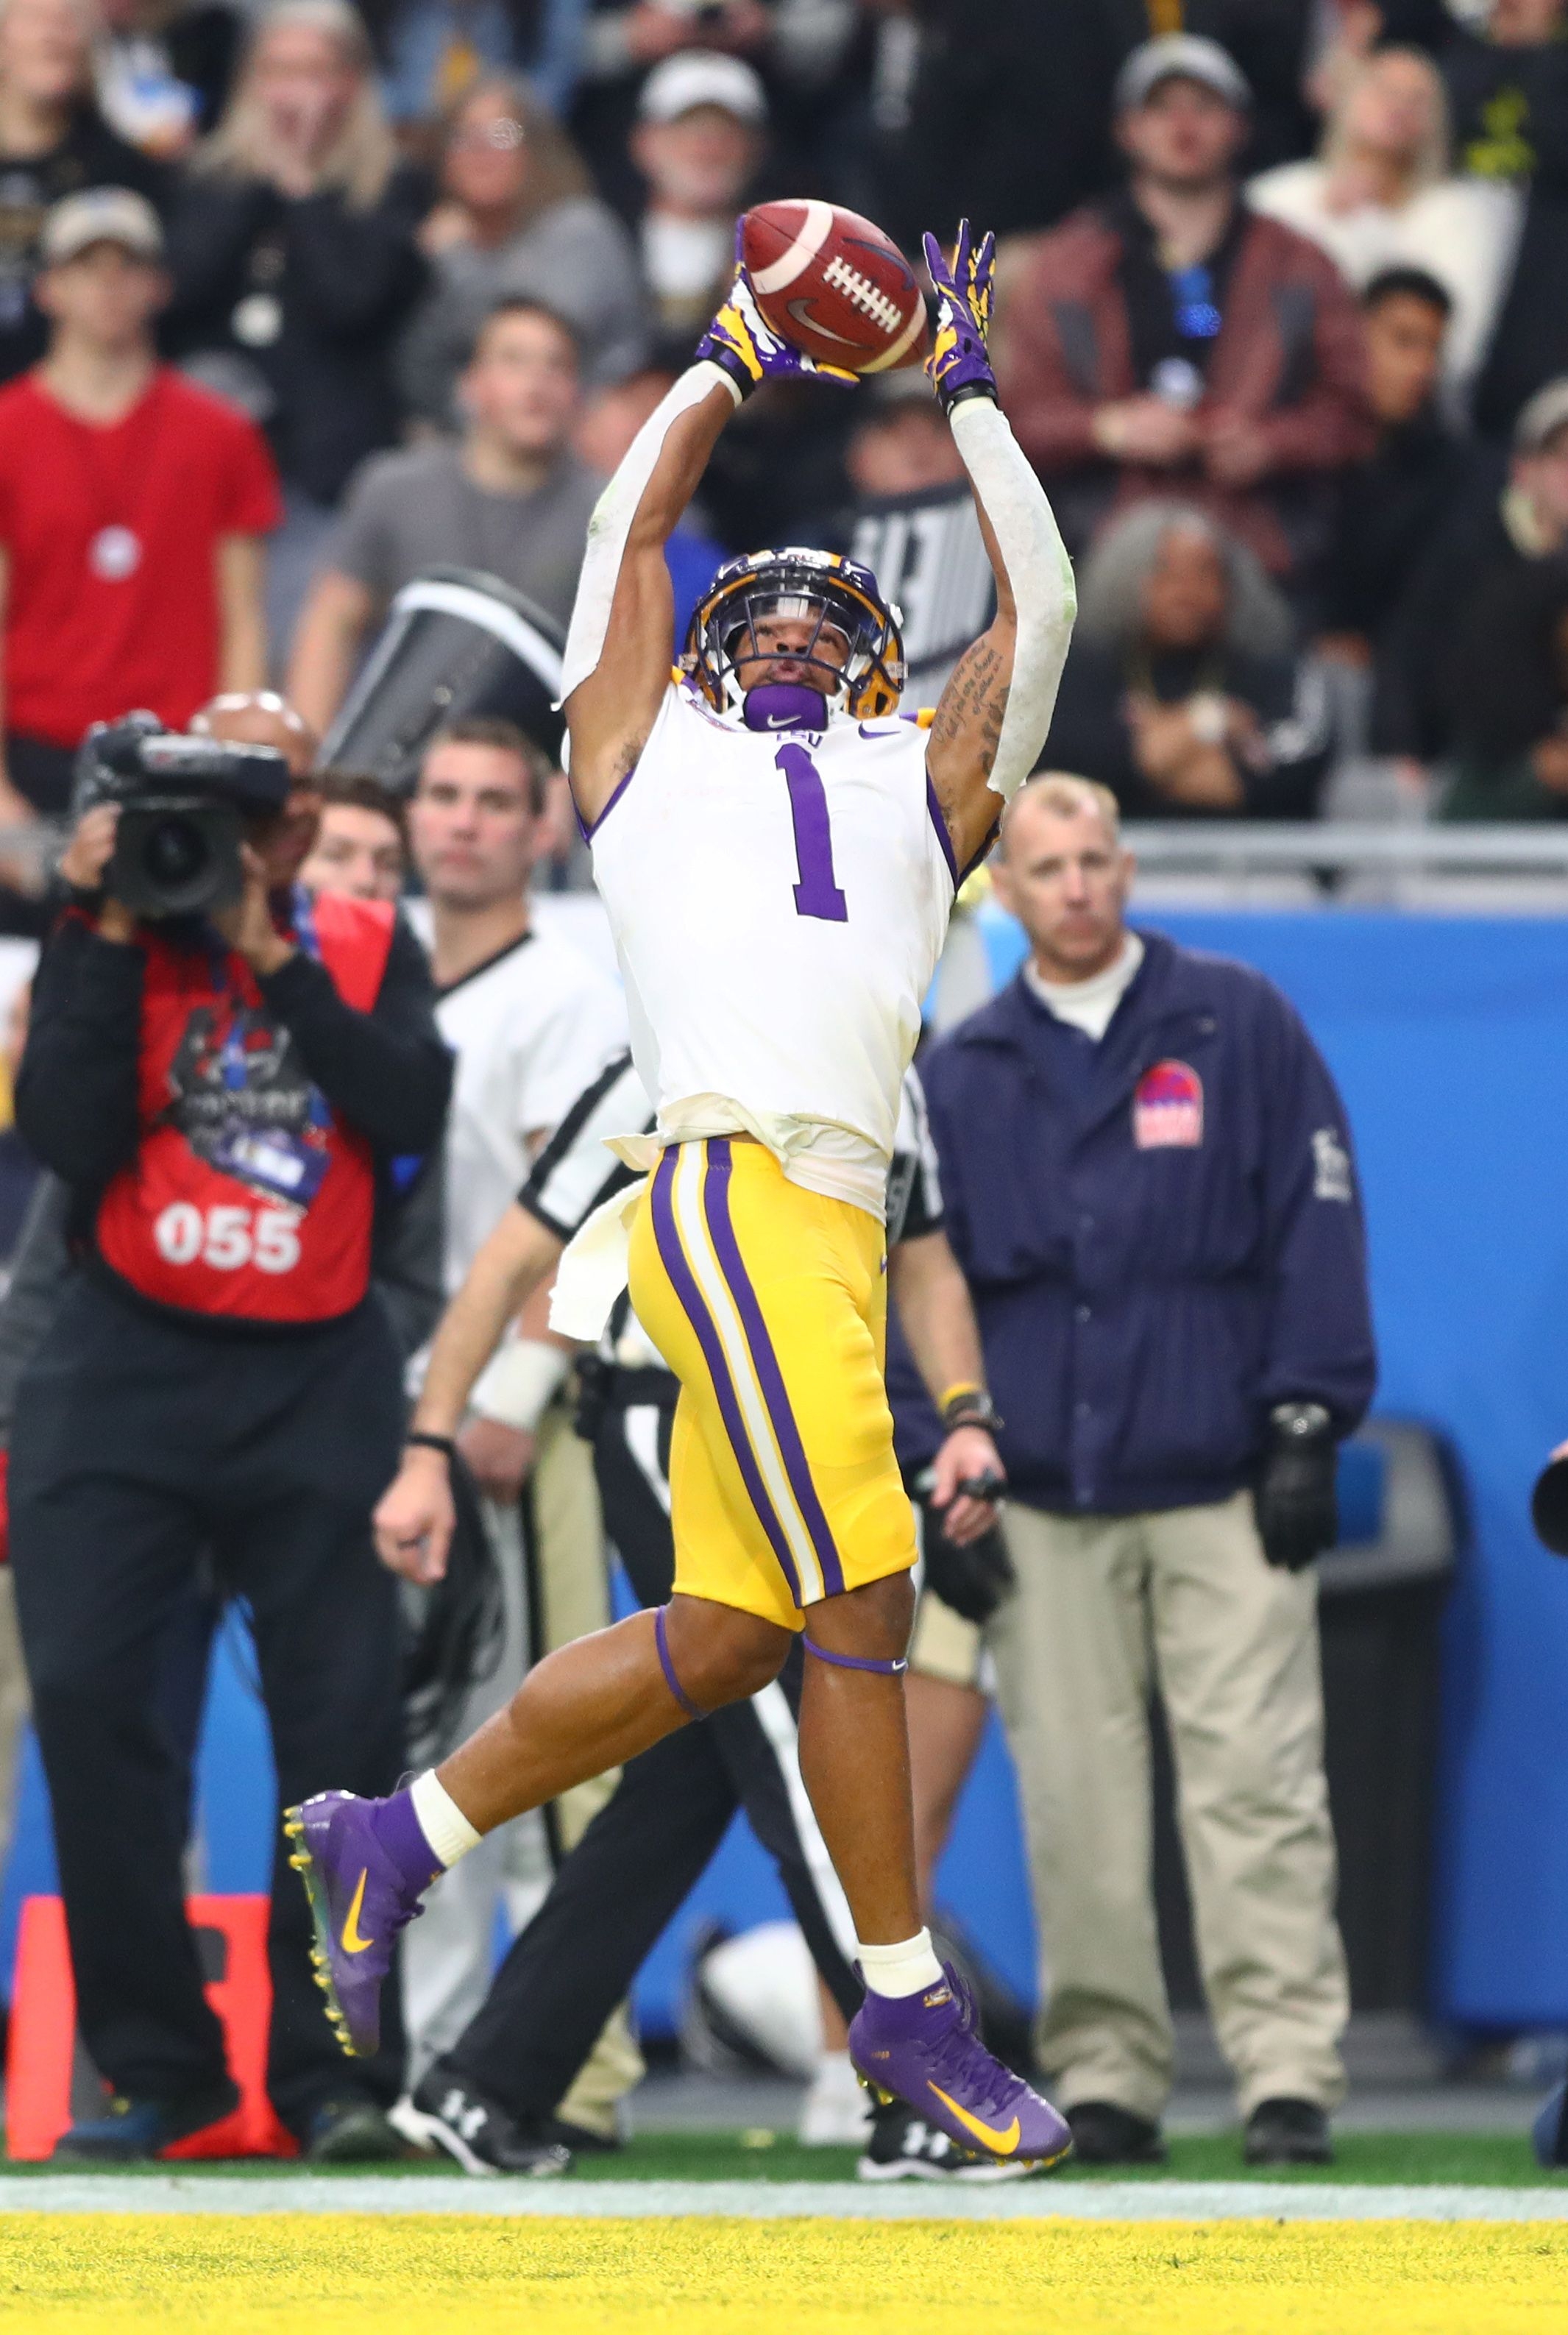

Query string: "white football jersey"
[402, 907, 627, 1294]
[587, 683, 957, 1210]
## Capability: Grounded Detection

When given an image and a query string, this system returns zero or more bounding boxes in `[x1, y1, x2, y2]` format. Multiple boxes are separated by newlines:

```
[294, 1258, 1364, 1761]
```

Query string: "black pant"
[441, 1381, 862, 2122]
[9, 1271, 408, 2133]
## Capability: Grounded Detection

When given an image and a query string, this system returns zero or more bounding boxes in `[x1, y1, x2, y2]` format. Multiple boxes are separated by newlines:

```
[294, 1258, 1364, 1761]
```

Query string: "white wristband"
[470, 1339, 571, 1434]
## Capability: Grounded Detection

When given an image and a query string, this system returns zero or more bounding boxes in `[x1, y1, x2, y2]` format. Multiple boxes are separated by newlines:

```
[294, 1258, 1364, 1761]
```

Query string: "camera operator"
[7, 716, 452, 2162]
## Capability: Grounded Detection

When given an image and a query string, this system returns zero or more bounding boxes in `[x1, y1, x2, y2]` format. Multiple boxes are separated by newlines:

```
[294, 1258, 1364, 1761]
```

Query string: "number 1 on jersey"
[777, 744, 847, 923]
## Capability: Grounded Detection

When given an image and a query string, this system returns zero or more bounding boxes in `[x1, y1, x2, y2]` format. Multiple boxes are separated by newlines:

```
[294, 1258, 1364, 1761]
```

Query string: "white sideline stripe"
[3, 2178, 1567, 2222]
[751, 201, 835, 296]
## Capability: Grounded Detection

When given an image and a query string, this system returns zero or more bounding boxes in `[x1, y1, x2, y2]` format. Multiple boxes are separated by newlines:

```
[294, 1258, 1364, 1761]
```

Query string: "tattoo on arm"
[932, 637, 1011, 779]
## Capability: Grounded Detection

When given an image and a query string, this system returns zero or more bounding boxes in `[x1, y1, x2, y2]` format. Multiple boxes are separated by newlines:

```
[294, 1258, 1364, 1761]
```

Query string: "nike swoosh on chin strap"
[340, 1868, 375, 1955]
[926, 2082, 1022, 2155]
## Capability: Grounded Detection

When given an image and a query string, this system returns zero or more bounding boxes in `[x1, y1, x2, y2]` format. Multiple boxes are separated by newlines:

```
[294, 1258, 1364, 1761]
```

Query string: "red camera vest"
[95, 893, 397, 1325]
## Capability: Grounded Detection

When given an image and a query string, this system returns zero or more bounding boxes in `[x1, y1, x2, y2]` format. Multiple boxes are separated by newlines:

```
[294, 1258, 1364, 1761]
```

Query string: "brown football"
[742, 201, 929, 375]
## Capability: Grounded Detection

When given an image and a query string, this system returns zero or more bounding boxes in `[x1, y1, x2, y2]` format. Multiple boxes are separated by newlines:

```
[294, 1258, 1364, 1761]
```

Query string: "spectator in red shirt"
[0, 185, 279, 851]
[997, 34, 1370, 589]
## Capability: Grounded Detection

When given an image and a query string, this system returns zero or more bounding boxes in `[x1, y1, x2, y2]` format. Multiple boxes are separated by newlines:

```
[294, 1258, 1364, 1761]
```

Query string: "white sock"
[856, 1929, 944, 1998]
[409, 1770, 482, 1868]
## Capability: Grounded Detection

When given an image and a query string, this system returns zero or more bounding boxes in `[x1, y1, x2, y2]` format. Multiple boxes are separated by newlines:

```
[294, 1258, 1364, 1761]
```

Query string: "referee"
[373, 1052, 1011, 2180]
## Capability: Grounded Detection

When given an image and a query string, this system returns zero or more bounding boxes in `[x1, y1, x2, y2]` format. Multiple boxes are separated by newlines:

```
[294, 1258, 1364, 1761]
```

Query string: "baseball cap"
[41, 186, 163, 266]
[1114, 34, 1252, 116]
[638, 51, 767, 127]
[1514, 378, 1568, 456]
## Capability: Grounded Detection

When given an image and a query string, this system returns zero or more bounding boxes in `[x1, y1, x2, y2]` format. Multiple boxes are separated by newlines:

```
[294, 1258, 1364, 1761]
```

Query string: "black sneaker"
[409, 2071, 572, 2178]
[51, 2079, 241, 2163]
[856, 2097, 1052, 2184]
[1244, 2096, 1333, 2166]
[1065, 2100, 1168, 2166]
[303, 2095, 407, 2164]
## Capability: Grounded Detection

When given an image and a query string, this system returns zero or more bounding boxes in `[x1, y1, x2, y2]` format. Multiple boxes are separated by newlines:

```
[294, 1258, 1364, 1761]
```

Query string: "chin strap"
[559, 361, 740, 708]
[803, 1639, 909, 1677]
[948, 396, 1077, 804]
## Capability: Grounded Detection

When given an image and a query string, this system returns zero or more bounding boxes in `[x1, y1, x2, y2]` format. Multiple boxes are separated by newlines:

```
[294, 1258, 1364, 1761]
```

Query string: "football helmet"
[684, 547, 906, 719]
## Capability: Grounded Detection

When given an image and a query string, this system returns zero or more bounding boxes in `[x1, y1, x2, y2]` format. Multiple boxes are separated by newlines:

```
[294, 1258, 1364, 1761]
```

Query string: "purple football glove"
[923, 220, 996, 412]
[695, 225, 859, 397]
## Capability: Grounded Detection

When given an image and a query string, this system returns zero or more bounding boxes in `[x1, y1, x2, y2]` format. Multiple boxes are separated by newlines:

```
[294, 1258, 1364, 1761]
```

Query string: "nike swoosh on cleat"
[926, 2085, 1021, 2155]
[340, 1868, 375, 1955]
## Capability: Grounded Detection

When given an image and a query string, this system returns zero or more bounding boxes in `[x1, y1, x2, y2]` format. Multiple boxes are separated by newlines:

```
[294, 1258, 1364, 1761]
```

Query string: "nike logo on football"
[340, 1868, 374, 1955]
[784, 298, 861, 346]
[926, 2084, 1021, 2155]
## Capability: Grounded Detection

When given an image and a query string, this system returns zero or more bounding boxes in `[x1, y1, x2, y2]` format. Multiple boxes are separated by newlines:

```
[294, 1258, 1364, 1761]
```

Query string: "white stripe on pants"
[990, 1492, 1348, 2122]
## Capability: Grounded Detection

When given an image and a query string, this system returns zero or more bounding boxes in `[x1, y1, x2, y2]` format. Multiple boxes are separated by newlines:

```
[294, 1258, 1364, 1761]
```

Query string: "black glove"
[1255, 1403, 1338, 1570]
[918, 1498, 1016, 1625]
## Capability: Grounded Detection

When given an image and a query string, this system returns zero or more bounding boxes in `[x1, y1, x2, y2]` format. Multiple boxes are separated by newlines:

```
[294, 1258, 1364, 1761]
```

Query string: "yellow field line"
[0, 2214, 1564, 2334]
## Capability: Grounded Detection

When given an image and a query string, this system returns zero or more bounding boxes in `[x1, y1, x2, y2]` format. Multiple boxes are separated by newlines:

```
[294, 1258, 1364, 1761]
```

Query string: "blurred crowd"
[0, 0, 1566, 851]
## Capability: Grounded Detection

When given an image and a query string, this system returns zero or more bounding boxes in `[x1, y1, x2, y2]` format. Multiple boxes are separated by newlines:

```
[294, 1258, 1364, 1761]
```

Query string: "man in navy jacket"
[921, 774, 1376, 2171]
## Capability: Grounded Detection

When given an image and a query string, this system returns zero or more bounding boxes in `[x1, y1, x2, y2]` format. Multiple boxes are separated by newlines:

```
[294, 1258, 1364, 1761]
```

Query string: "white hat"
[42, 186, 163, 266]
[1114, 34, 1252, 116]
[638, 51, 767, 127]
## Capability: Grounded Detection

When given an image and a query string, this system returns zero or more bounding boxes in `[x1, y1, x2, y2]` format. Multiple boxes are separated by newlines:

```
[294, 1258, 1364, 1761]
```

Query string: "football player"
[288, 222, 1078, 2169]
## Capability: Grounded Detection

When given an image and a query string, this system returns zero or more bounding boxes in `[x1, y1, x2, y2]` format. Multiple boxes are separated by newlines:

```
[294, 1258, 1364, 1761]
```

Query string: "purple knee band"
[654, 1604, 708, 1721]
[803, 1638, 909, 1677]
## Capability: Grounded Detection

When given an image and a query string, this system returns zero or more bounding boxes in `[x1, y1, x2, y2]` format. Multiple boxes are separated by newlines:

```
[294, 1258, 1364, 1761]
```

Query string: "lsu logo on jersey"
[1133, 1060, 1204, 1149]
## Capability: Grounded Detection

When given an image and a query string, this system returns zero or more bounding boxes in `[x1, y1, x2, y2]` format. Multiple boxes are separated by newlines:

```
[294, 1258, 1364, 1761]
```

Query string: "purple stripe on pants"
[648, 1146, 803, 1609]
[701, 1138, 847, 1599]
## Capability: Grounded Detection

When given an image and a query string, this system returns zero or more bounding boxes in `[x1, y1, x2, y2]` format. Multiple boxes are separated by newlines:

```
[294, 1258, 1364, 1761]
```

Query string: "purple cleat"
[283, 1790, 442, 2059]
[849, 1965, 1071, 2170]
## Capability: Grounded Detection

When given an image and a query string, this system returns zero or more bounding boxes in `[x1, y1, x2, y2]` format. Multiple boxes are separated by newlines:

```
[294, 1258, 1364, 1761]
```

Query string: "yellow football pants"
[628, 1137, 917, 1631]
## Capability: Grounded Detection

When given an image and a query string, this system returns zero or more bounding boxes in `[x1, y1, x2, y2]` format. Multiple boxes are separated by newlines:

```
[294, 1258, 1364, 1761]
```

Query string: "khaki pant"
[990, 1493, 1348, 2122]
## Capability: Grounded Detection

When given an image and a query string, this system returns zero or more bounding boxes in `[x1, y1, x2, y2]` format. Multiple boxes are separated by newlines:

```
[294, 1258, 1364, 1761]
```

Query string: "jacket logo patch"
[1133, 1060, 1204, 1149]
[1312, 1127, 1353, 1202]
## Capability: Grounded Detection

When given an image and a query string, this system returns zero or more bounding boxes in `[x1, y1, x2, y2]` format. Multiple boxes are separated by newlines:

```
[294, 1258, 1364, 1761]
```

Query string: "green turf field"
[0, 2129, 1555, 2186]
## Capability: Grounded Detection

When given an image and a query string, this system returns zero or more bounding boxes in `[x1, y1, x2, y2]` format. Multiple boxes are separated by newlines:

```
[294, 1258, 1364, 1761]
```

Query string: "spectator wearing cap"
[161, 0, 428, 660]
[569, 1, 854, 218]
[1106, 1, 1328, 173]
[397, 72, 647, 433]
[1373, 374, 1568, 762]
[1249, 45, 1521, 417]
[630, 50, 766, 372]
[998, 34, 1370, 589]
[0, 0, 170, 385]
[288, 297, 598, 736]
[1045, 502, 1333, 820]
[0, 188, 277, 860]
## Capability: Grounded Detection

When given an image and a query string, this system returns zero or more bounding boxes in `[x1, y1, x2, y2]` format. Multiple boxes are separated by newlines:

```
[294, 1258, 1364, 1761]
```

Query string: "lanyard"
[1168, 261, 1222, 343]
